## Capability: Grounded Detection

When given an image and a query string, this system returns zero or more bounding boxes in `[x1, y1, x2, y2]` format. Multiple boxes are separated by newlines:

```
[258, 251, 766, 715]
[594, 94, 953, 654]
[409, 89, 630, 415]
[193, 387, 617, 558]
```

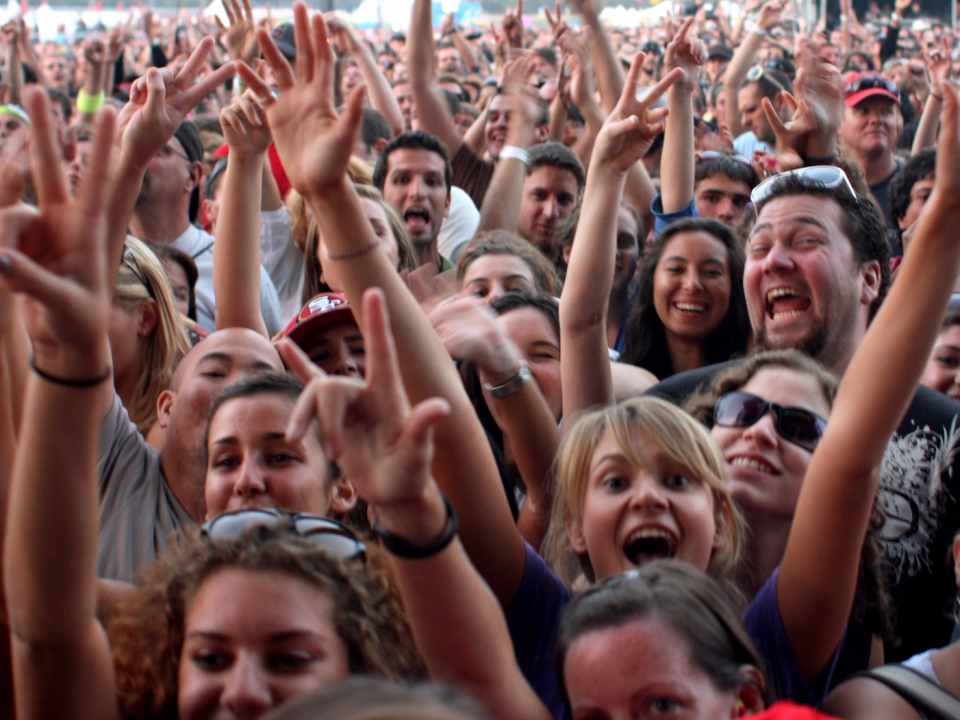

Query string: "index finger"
[639, 65, 682, 110]
[517, 0, 523, 20]
[544, 4, 556, 28]
[173, 35, 214, 91]
[620, 51, 646, 109]
[256, 25, 295, 89]
[23, 88, 69, 208]
[76, 105, 117, 221]
[241, 0, 254, 21]
[673, 15, 693, 45]
[179, 59, 237, 110]
[360, 287, 405, 409]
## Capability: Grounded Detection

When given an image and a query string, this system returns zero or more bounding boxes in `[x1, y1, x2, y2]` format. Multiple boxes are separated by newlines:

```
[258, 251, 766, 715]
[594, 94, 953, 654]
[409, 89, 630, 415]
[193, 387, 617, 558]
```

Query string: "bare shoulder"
[610, 360, 658, 403]
[822, 675, 923, 720]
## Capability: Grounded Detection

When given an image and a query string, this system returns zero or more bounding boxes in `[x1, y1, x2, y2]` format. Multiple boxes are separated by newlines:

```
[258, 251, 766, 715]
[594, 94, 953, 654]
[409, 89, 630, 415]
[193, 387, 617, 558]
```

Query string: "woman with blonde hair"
[111, 236, 191, 439]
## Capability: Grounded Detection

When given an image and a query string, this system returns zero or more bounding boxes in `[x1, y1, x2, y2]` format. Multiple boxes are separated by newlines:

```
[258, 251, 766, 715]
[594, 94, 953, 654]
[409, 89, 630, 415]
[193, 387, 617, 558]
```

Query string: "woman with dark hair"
[622, 217, 751, 379]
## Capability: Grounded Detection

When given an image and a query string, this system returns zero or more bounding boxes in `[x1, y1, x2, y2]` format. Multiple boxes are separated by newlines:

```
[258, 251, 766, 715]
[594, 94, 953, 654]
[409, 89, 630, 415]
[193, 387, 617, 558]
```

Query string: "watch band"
[484, 360, 532, 399]
[499, 145, 530, 165]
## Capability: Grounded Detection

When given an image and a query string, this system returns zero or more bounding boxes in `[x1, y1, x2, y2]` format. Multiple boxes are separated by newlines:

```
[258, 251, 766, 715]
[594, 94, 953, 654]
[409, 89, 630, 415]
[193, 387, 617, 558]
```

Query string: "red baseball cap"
[282, 293, 357, 349]
[843, 72, 901, 107]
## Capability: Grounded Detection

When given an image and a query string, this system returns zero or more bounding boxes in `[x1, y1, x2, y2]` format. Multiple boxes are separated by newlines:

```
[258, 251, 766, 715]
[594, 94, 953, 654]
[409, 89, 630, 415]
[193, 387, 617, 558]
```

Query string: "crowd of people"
[2, 0, 960, 717]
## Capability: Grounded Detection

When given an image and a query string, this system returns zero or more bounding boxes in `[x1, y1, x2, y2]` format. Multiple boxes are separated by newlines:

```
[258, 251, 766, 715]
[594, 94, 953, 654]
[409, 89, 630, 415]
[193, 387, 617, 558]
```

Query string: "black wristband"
[30, 356, 111, 388]
[374, 493, 459, 559]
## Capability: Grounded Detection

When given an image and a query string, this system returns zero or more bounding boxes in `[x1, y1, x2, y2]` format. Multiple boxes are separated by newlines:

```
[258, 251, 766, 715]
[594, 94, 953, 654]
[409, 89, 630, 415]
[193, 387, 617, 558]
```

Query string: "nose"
[681, 270, 703, 292]
[717, 198, 735, 223]
[409, 174, 427, 199]
[221, 653, 273, 717]
[544, 196, 560, 219]
[629, 475, 669, 512]
[234, 459, 266, 498]
[761, 242, 794, 274]
[327, 344, 360, 378]
[742, 411, 780, 448]
[486, 281, 506, 304]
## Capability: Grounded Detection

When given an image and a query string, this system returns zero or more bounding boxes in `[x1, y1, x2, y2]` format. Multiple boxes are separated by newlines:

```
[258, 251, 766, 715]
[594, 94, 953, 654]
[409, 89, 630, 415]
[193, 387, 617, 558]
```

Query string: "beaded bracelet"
[324, 240, 381, 261]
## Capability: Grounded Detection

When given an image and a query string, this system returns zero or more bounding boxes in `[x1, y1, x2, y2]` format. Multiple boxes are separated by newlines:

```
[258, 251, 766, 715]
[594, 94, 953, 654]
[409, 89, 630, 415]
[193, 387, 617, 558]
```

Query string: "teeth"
[674, 303, 706, 312]
[626, 527, 674, 544]
[772, 310, 806, 321]
[766, 288, 802, 303]
[731, 457, 775, 474]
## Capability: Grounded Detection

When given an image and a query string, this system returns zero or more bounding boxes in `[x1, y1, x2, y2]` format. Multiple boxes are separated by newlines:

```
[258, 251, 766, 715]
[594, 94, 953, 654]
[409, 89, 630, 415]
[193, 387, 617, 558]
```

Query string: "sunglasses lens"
[715, 392, 767, 428]
[777, 409, 824, 451]
[295, 517, 366, 559]
[203, 510, 281, 540]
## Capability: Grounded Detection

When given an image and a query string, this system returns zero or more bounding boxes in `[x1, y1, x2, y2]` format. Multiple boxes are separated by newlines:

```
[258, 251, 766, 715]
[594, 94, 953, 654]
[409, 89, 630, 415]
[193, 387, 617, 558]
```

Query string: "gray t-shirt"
[97, 394, 195, 582]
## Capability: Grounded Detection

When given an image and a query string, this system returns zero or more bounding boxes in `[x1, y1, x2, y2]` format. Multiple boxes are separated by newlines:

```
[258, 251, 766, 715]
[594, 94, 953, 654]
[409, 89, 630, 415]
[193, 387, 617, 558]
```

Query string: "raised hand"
[428, 296, 524, 384]
[664, 16, 705, 92]
[502, 0, 524, 49]
[83, 37, 107, 65]
[241, 4, 365, 197]
[593, 51, 682, 173]
[220, 87, 273, 159]
[790, 47, 844, 156]
[923, 40, 951, 89]
[0, 88, 115, 378]
[556, 29, 595, 108]
[440, 11, 456, 37]
[544, 1, 569, 41]
[762, 89, 814, 166]
[282, 289, 450, 508]
[758, 0, 787, 32]
[216, 0, 258, 64]
[500, 52, 537, 89]
[115, 37, 235, 162]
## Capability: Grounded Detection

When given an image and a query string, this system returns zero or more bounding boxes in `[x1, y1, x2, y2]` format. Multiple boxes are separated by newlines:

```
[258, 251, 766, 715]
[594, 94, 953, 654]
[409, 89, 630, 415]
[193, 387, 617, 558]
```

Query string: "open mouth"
[766, 287, 811, 322]
[403, 207, 431, 231]
[623, 527, 678, 565]
[673, 302, 707, 315]
[729, 456, 777, 475]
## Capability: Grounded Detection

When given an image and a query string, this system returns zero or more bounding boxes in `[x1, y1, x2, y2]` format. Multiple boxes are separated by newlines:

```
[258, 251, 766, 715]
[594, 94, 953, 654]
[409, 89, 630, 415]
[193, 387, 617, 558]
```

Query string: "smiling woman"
[623, 217, 751, 379]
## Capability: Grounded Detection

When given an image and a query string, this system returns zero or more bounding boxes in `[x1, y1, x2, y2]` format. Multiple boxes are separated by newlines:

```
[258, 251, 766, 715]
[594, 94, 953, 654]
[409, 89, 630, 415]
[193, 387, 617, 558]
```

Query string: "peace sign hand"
[0, 88, 116, 378]
[115, 37, 235, 163]
[593, 51, 682, 174]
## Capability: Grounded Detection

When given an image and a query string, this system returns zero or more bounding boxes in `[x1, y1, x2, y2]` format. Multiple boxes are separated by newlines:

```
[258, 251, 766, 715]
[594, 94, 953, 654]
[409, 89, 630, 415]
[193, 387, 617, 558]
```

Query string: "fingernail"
[0, 254, 10, 273]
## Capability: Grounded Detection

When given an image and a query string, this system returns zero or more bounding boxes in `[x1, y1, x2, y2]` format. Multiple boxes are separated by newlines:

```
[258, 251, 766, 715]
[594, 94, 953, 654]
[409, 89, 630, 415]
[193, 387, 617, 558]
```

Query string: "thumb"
[762, 96, 789, 138]
[0, 247, 87, 309]
[403, 397, 451, 451]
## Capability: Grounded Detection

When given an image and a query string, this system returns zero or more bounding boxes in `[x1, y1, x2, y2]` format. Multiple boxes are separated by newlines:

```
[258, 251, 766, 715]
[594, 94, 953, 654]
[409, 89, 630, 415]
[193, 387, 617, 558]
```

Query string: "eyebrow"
[466, 274, 531, 285]
[532, 340, 560, 351]
[753, 215, 830, 235]
[185, 630, 324, 643]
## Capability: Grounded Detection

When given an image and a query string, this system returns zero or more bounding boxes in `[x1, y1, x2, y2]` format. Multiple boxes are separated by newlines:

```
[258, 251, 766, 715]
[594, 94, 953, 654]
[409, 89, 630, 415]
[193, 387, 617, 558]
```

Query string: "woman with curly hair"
[621, 217, 751, 379]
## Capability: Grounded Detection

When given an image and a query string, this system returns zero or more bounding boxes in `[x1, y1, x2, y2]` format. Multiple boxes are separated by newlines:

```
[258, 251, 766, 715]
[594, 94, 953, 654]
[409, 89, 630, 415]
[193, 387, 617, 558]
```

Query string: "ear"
[734, 666, 767, 716]
[859, 259, 883, 308]
[156, 389, 176, 429]
[139, 297, 159, 338]
[327, 476, 358, 515]
[186, 160, 203, 192]
[566, 513, 588, 554]
[952, 533, 960, 584]
[536, 123, 550, 143]
[372, 137, 389, 160]
[444, 190, 452, 219]
[563, 243, 572, 264]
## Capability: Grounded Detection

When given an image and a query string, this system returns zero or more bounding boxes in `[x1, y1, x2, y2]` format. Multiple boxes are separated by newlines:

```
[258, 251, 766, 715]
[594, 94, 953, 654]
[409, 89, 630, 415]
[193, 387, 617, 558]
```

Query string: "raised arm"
[246, 7, 527, 608]
[108, 38, 235, 292]
[429, 296, 560, 551]
[560, 56, 680, 425]
[912, 41, 950, 154]
[660, 18, 704, 214]
[777, 83, 960, 681]
[2, 90, 120, 720]
[566, 0, 625, 114]
[476, 57, 538, 235]
[282, 291, 551, 720]
[212, 89, 272, 337]
[327, 17, 404, 138]
[2, 23, 23, 105]
[722, 0, 785, 138]
[407, 0, 464, 158]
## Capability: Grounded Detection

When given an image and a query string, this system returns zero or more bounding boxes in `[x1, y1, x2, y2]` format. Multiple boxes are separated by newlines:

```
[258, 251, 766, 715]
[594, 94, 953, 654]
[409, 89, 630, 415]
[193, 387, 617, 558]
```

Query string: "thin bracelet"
[374, 493, 459, 560]
[30, 356, 111, 388]
[324, 240, 380, 261]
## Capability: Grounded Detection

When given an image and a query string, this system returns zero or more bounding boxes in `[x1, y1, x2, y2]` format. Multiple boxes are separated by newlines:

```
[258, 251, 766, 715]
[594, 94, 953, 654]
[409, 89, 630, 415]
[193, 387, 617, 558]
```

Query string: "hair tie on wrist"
[31, 356, 111, 388]
[324, 240, 381, 261]
[374, 494, 459, 560]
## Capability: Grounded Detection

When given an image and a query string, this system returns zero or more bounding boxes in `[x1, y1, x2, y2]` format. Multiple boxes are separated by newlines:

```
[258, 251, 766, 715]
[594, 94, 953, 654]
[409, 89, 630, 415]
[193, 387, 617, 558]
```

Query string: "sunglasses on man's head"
[749, 165, 857, 205]
[202, 509, 366, 561]
[713, 391, 827, 452]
